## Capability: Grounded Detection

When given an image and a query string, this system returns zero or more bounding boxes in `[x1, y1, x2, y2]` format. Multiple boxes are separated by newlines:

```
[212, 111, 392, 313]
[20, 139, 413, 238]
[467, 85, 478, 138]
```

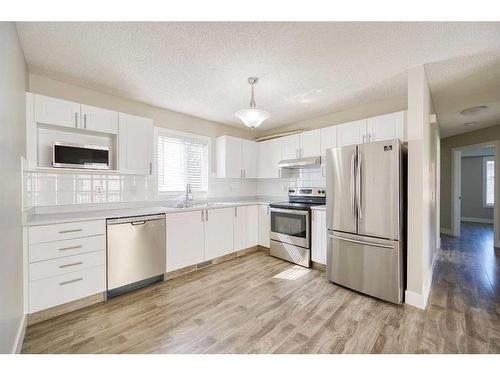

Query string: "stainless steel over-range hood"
[278, 156, 321, 168]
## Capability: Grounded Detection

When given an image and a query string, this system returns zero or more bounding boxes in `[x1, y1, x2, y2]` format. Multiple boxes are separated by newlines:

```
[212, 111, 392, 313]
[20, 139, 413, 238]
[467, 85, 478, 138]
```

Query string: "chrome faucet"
[185, 183, 193, 206]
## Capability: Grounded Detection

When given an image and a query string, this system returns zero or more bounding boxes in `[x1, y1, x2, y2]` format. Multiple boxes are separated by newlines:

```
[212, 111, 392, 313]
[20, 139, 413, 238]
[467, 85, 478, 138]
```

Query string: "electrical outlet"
[96, 186, 103, 195]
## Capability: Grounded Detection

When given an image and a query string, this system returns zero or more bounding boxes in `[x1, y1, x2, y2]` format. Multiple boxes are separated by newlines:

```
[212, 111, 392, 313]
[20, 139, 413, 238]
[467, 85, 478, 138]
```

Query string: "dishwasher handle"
[107, 214, 165, 226]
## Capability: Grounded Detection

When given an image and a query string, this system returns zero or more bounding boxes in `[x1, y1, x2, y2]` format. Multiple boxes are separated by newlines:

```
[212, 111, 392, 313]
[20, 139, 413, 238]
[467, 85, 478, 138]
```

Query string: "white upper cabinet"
[234, 205, 258, 251]
[281, 134, 301, 160]
[34, 94, 81, 129]
[299, 129, 321, 157]
[204, 207, 234, 261]
[166, 211, 205, 272]
[257, 137, 282, 179]
[281, 130, 321, 159]
[118, 113, 153, 175]
[81, 104, 119, 134]
[366, 111, 406, 142]
[337, 119, 368, 146]
[320, 126, 338, 158]
[242, 139, 258, 179]
[216, 136, 257, 178]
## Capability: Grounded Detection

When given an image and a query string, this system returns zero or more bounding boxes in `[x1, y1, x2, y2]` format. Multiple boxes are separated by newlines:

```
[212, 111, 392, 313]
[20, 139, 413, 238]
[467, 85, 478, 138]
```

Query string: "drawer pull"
[58, 245, 83, 252]
[59, 277, 83, 286]
[59, 262, 83, 269]
[58, 229, 83, 234]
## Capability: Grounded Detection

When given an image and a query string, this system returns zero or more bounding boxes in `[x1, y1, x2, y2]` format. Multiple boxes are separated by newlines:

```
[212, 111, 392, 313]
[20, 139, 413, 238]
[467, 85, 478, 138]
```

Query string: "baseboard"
[12, 314, 27, 354]
[405, 253, 436, 310]
[440, 227, 452, 235]
[461, 216, 494, 224]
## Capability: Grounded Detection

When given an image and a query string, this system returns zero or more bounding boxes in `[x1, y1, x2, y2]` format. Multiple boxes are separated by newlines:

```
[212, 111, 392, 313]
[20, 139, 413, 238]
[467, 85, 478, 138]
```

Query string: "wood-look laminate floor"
[22, 223, 500, 353]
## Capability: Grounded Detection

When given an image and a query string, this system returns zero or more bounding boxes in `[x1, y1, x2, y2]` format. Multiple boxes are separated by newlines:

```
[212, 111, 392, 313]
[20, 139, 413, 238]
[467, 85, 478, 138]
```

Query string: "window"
[156, 128, 209, 194]
[483, 156, 494, 207]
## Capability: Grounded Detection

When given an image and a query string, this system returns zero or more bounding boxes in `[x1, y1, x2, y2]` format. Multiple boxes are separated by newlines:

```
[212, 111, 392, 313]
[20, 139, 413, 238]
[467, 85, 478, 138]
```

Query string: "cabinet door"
[367, 111, 406, 142]
[204, 208, 234, 260]
[281, 134, 300, 160]
[300, 129, 321, 157]
[311, 210, 327, 265]
[234, 206, 246, 251]
[257, 138, 282, 178]
[81, 104, 119, 134]
[216, 136, 242, 178]
[337, 119, 368, 146]
[118, 113, 153, 175]
[34, 94, 81, 129]
[246, 205, 259, 247]
[320, 126, 337, 176]
[166, 211, 205, 272]
[242, 139, 257, 178]
[258, 205, 270, 248]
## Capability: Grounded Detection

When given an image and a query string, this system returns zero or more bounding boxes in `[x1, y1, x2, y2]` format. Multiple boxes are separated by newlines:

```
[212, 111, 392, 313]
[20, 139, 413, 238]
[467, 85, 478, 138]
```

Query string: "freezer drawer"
[327, 231, 403, 304]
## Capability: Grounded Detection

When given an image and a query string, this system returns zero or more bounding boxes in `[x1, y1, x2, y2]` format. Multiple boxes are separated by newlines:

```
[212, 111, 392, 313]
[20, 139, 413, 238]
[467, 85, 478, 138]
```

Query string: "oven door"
[270, 208, 309, 248]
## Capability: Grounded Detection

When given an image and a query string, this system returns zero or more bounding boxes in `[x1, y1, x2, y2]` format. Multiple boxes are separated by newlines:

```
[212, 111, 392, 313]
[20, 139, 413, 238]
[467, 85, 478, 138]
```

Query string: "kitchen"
[1, 15, 500, 367]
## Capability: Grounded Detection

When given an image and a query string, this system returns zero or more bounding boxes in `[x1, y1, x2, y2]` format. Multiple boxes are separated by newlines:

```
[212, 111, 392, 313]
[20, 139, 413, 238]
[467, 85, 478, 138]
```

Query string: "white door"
[337, 119, 368, 146]
[204, 208, 234, 260]
[311, 209, 327, 265]
[320, 126, 338, 176]
[282, 134, 300, 160]
[118, 113, 153, 175]
[257, 138, 282, 178]
[300, 129, 321, 157]
[34, 94, 81, 129]
[242, 139, 257, 178]
[166, 211, 205, 272]
[258, 205, 270, 248]
[216, 136, 242, 178]
[81, 104, 119, 134]
[367, 111, 406, 142]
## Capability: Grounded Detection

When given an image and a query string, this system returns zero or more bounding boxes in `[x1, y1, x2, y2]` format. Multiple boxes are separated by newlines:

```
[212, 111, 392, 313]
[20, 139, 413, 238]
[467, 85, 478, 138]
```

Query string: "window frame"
[154, 127, 211, 198]
[482, 156, 495, 208]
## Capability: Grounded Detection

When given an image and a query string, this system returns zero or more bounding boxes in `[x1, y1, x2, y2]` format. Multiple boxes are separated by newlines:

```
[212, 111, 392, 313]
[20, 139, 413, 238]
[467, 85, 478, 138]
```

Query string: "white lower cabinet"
[234, 205, 258, 251]
[166, 210, 205, 272]
[258, 205, 270, 248]
[27, 219, 107, 314]
[311, 209, 327, 265]
[204, 207, 235, 261]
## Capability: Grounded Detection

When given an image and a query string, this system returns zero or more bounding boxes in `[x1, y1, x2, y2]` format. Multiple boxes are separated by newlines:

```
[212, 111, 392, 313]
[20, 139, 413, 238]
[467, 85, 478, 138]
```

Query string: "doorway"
[451, 141, 499, 247]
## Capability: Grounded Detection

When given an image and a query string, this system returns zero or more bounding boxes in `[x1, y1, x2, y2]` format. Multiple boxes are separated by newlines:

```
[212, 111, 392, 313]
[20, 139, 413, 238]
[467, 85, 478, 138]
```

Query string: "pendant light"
[235, 77, 270, 129]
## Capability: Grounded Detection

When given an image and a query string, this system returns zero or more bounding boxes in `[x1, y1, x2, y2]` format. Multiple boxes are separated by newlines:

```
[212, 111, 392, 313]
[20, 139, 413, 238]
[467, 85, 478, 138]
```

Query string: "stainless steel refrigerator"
[326, 138, 406, 304]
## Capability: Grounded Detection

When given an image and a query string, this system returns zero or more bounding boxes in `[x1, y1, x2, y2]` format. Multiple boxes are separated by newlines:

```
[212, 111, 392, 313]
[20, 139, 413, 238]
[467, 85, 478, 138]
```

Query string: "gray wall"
[461, 156, 494, 221]
[441, 124, 500, 230]
[0, 23, 27, 353]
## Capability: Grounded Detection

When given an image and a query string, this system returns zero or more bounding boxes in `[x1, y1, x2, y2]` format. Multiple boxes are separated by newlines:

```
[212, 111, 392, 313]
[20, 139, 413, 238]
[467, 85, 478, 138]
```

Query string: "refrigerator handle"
[356, 150, 362, 220]
[350, 152, 356, 217]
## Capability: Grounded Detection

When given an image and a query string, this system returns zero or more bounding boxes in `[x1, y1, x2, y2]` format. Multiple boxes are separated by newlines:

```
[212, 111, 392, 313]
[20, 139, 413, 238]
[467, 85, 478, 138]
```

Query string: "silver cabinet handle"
[244, 169, 246, 178]
[205, 210, 208, 221]
[59, 277, 83, 286]
[201, 210, 204, 222]
[59, 262, 83, 269]
[75, 112, 78, 127]
[131, 221, 146, 226]
[58, 245, 83, 252]
[149, 162, 153, 175]
[235, 207, 237, 217]
[58, 228, 83, 234]
[330, 234, 394, 249]
[84, 113, 87, 129]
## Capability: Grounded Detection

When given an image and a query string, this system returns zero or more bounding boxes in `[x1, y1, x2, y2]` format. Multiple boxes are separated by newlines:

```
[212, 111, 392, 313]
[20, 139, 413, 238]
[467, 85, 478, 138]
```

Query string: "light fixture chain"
[249, 80, 256, 108]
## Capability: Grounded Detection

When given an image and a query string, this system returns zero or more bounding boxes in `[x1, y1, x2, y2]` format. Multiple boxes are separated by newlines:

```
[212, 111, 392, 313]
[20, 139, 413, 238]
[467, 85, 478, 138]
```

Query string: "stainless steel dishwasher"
[106, 214, 166, 298]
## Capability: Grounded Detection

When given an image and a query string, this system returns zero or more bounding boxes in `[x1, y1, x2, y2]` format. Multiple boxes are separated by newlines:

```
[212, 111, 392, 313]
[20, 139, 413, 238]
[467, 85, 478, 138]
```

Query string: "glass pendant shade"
[235, 77, 270, 128]
[235, 108, 271, 129]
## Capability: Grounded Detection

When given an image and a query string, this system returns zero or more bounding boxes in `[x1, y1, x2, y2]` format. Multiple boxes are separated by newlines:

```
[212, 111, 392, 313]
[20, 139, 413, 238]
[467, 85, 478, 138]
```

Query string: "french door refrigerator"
[326, 138, 406, 304]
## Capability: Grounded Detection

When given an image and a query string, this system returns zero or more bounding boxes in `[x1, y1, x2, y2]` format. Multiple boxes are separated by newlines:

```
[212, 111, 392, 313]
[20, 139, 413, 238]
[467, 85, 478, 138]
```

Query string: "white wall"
[461, 156, 494, 221]
[0, 23, 27, 353]
[405, 65, 440, 309]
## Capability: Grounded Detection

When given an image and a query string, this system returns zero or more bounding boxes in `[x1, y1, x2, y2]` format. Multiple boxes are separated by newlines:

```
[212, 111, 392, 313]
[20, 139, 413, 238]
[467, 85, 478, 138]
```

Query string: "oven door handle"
[269, 208, 309, 216]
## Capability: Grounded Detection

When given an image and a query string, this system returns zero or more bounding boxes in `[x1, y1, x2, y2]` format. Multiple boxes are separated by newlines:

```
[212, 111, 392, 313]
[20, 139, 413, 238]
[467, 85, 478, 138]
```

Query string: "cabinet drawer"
[29, 266, 105, 313]
[29, 235, 106, 262]
[29, 220, 105, 244]
[29, 251, 105, 281]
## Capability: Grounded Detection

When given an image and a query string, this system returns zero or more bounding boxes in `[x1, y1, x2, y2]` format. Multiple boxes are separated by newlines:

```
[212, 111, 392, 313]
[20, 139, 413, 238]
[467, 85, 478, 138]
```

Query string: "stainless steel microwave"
[52, 142, 110, 170]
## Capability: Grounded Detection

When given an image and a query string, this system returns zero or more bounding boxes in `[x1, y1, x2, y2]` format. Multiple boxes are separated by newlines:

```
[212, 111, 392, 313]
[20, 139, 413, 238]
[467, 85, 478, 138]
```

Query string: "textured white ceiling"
[15, 22, 500, 132]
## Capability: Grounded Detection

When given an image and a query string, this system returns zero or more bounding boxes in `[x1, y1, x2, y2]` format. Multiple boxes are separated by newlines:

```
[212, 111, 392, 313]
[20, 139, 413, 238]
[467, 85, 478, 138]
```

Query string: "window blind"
[157, 131, 208, 193]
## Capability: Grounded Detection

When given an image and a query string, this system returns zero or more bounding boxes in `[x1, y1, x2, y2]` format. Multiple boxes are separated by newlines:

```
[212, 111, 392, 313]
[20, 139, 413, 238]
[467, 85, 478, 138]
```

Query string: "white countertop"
[24, 197, 282, 226]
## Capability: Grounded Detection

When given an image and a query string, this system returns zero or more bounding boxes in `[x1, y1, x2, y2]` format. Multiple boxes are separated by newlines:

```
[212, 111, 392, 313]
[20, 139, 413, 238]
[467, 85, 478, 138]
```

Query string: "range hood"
[278, 156, 321, 169]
